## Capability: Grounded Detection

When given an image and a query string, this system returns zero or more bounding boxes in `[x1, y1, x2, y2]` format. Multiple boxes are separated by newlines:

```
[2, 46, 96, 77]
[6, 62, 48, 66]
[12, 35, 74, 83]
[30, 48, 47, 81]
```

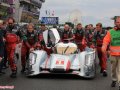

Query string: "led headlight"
[85, 54, 94, 66]
[29, 53, 37, 65]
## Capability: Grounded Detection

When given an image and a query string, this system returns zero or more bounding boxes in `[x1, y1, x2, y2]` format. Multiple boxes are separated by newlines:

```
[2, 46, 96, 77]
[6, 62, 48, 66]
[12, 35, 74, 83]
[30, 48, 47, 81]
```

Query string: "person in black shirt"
[61, 24, 75, 42]
[73, 23, 86, 51]
[0, 20, 5, 75]
[93, 23, 107, 77]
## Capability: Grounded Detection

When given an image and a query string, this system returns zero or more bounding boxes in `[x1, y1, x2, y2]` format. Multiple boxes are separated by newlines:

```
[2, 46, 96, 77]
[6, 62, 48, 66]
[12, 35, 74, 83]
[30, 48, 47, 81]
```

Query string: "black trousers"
[0, 58, 4, 72]
[0, 43, 5, 72]
[3, 45, 7, 66]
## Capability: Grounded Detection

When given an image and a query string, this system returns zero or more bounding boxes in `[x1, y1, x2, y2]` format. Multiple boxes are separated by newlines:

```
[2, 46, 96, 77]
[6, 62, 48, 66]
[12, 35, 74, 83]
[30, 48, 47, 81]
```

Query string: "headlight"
[85, 54, 94, 66]
[29, 53, 37, 65]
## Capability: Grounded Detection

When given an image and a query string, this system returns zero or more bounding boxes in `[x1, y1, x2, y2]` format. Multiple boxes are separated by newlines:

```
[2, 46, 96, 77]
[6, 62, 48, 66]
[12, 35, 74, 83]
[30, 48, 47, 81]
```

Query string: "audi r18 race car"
[26, 28, 96, 78]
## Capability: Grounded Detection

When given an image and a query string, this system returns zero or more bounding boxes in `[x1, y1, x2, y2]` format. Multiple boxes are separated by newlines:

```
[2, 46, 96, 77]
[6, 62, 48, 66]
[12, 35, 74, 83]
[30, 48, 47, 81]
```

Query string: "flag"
[45, 10, 50, 16]
[52, 10, 55, 16]
[45, 10, 47, 15]
[48, 10, 50, 16]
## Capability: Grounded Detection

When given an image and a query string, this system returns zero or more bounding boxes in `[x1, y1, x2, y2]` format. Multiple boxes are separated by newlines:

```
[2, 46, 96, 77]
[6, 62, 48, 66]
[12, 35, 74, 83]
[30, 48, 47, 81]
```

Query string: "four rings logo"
[56, 60, 64, 65]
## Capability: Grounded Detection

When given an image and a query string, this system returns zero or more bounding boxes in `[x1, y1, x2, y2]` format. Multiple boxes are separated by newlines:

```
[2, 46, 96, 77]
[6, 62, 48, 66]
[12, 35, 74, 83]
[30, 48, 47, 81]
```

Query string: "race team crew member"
[85, 25, 94, 47]
[0, 20, 5, 75]
[1, 20, 8, 69]
[61, 24, 75, 42]
[88, 24, 95, 33]
[37, 24, 46, 50]
[21, 23, 38, 73]
[73, 23, 86, 51]
[93, 23, 107, 77]
[38, 24, 53, 55]
[5, 17, 20, 78]
[102, 17, 120, 89]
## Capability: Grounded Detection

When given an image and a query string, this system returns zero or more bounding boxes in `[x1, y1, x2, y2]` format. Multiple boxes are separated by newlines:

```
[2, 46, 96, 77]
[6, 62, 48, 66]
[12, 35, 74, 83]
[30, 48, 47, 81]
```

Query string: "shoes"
[10, 71, 17, 78]
[21, 66, 26, 74]
[111, 81, 116, 87]
[100, 69, 103, 73]
[0, 71, 5, 75]
[10, 69, 17, 78]
[103, 70, 108, 77]
[100, 69, 108, 77]
[119, 86, 120, 90]
[2, 65, 8, 69]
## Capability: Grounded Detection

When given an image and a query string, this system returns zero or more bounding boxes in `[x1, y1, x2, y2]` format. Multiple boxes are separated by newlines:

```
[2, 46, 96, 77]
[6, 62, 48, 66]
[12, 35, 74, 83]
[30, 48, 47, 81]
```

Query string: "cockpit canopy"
[43, 28, 60, 48]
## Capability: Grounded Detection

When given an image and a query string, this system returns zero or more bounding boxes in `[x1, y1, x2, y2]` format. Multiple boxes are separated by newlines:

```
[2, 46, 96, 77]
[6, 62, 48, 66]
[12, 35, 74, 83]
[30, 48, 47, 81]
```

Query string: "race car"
[26, 28, 96, 78]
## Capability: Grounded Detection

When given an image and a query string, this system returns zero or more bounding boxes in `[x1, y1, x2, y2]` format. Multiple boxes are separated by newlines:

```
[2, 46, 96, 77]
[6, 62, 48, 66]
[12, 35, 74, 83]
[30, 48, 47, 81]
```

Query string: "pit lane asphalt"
[0, 57, 118, 90]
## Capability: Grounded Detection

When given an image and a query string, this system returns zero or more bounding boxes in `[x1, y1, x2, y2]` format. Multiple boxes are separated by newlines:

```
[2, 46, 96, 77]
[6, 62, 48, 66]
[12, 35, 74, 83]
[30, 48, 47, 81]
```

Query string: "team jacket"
[73, 29, 84, 44]
[61, 30, 74, 41]
[92, 30, 106, 46]
[85, 30, 94, 42]
[5, 25, 20, 43]
[22, 30, 38, 48]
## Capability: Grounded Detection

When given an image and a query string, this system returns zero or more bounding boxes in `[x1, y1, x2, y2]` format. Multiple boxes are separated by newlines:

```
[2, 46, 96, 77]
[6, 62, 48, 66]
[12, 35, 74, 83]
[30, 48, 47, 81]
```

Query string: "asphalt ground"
[0, 58, 118, 90]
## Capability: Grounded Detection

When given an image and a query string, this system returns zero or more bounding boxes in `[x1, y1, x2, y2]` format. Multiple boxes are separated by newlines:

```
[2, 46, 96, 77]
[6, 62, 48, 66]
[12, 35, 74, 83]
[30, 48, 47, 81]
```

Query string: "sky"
[40, 0, 120, 27]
